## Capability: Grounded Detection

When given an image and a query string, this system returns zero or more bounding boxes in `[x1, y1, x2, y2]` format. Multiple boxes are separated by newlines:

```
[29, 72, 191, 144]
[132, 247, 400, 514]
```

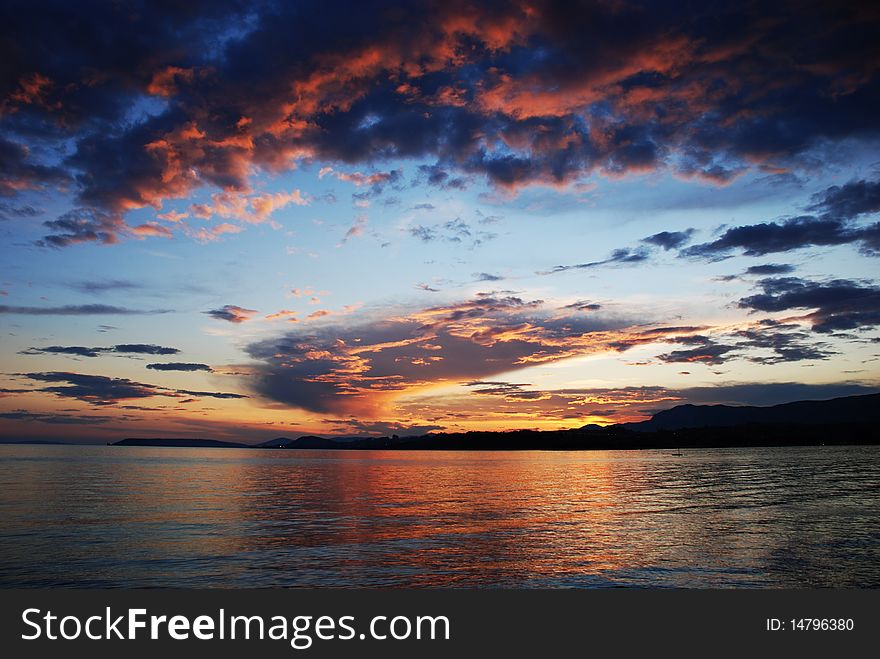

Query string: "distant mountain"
[113, 438, 250, 448]
[256, 437, 298, 448]
[622, 393, 880, 432]
[104, 393, 880, 451]
[256, 436, 339, 448]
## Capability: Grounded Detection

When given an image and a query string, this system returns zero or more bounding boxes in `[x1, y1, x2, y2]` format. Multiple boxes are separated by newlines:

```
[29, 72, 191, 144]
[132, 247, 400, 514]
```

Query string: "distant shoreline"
[107, 420, 879, 451]
[4, 392, 878, 450]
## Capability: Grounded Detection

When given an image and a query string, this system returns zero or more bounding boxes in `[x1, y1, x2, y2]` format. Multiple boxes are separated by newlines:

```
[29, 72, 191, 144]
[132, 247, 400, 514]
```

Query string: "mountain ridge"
[108, 392, 880, 450]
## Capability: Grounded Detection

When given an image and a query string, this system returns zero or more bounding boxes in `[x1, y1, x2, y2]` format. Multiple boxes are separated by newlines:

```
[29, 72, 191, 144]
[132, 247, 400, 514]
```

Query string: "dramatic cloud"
[205, 305, 258, 323]
[3, 1, 877, 246]
[0, 305, 171, 315]
[146, 362, 212, 372]
[245, 294, 637, 414]
[738, 277, 880, 333]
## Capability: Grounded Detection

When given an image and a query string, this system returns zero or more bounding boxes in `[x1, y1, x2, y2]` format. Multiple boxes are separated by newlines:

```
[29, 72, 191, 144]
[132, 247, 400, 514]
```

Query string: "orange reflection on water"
[1, 445, 878, 587]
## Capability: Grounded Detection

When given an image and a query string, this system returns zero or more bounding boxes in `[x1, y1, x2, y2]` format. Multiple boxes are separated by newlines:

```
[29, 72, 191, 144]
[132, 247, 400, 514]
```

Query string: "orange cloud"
[190, 222, 243, 243]
[189, 189, 309, 224]
[130, 222, 173, 239]
[146, 66, 196, 97]
[266, 310, 299, 322]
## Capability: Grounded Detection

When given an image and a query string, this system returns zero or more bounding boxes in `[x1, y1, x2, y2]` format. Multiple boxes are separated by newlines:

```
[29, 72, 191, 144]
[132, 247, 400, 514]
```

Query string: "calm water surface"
[0, 445, 878, 587]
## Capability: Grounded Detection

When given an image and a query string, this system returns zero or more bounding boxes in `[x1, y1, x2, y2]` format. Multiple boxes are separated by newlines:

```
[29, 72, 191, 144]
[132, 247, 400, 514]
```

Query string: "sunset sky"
[1, 0, 879, 443]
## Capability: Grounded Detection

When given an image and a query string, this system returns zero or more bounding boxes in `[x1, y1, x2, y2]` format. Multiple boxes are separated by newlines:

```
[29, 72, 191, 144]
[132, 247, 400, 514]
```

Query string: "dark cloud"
[173, 389, 246, 399]
[731, 327, 834, 364]
[408, 218, 494, 247]
[656, 327, 834, 366]
[204, 305, 258, 323]
[642, 229, 695, 251]
[562, 300, 602, 311]
[112, 344, 180, 355]
[0, 137, 69, 196]
[684, 179, 880, 259]
[0, 201, 41, 220]
[683, 215, 859, 258]
[541, 228, 698, 278]
[409, 225, 436, 242]
[336, 168, 403, 198]
[606, 325, 707, 352]
[70, 279, 143, 294]
[744, 264, 795, 276]
[3, 1, 878, 245]
[602, 318, 836, 367]
[20, 345, 105, 358]
[17, 371, 244, 405]
[738, 277, 880, 333]
[0, 304, 171, 315]
[22, 372, 165, 405]
[474, 272, 503, 282]
[541, 247, 651, 274]
[808, 179, 880, 220]
[858, 222, 880, 255]
[657, 337, 739, 365]
[0, 410, 113, 425]
[21, 344, 180, 358]
[464, 380, 550, 401]
[38, 208, 125, 248]
[585, 409, 617, 417]
[146, 362, 212, 372]
[416, 164, 467, 190]
[20, 343, 181, 357]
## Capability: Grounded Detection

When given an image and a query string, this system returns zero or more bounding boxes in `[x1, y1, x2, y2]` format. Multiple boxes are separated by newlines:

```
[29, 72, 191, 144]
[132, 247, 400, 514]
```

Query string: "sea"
[0, 444, 877, 587]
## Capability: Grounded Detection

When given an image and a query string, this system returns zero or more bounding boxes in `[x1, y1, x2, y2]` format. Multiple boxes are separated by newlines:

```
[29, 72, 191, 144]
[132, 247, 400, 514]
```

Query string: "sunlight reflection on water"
[0, 445, 877, 587]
